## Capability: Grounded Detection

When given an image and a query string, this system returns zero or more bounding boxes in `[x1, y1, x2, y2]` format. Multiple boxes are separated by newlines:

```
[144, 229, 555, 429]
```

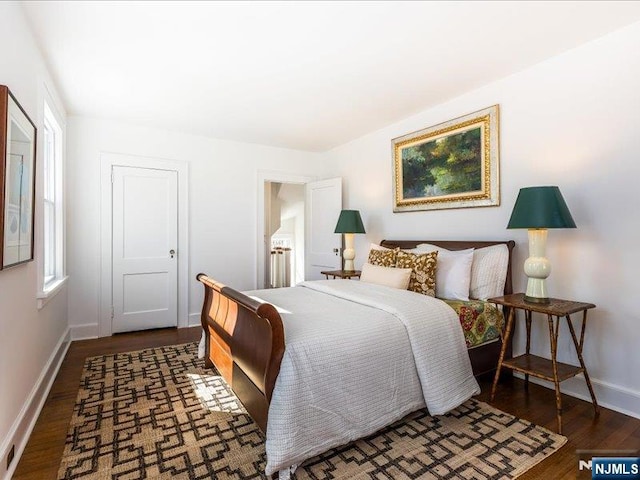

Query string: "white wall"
[0, 3, 69, 479]
[324, 22, 640, 418]
[66, 117, 328, 334]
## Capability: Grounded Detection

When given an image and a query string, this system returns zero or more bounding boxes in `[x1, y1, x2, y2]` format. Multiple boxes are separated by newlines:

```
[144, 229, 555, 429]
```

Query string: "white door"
[305, 177, 342, 280]
[112, 166, 178, 333]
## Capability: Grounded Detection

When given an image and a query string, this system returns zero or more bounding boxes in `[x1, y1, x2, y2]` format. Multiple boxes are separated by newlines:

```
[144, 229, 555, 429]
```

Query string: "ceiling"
[22, 1, 640, 152]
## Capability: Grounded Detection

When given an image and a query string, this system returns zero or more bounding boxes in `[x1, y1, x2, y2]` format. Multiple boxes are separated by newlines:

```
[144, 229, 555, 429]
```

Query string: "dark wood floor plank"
[13, 328, 640, 479]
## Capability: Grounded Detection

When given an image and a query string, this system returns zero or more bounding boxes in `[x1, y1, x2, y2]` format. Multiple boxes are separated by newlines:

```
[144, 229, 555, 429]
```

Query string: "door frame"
[99, 152, 189, 337]
[256, 170, 316, 290]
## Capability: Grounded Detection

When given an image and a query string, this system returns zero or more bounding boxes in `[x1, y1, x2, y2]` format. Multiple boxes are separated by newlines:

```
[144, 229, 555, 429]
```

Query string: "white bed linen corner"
[245, 279, 479, 477]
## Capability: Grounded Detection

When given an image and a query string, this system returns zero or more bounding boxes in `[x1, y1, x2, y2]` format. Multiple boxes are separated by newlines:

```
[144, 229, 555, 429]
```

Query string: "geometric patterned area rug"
[58, 342, 566, 479]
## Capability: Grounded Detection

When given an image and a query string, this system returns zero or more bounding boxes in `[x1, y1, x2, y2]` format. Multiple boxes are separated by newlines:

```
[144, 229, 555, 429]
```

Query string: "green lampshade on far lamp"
[507, 186, 576, 303]
[334, 210, 366, 272]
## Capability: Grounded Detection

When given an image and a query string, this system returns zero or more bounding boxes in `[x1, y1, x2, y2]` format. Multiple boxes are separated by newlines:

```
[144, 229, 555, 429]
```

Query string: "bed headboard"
[379, 239, 516, 296]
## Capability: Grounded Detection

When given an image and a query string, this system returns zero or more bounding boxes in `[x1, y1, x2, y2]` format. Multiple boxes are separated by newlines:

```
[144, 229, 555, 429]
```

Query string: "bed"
[197, 239, 515, 477]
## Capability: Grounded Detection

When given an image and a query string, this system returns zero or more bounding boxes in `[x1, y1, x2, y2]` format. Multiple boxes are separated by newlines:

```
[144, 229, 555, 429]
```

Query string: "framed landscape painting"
[392, 105, 500, 212]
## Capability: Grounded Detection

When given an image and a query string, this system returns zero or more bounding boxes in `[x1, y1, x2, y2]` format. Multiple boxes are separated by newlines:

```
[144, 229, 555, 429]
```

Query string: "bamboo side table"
[320, 270, 361, 279]
[488, 293, 599, 434]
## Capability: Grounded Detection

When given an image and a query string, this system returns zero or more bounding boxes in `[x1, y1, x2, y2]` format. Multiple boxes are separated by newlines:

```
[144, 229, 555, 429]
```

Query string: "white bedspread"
[244, 280, 479, 476]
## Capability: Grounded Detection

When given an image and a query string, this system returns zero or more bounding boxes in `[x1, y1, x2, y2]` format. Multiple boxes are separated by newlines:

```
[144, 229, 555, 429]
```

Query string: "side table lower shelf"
[502, 354, 584, 383]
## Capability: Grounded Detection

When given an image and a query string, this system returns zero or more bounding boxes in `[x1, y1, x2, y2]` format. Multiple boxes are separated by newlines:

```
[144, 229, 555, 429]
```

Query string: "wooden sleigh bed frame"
[197, 239, 515, 432]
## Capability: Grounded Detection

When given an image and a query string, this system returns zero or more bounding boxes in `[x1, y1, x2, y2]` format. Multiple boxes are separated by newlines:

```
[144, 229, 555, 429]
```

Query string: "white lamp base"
[524, 229, 551, 303]
[343, 233, 356, 272]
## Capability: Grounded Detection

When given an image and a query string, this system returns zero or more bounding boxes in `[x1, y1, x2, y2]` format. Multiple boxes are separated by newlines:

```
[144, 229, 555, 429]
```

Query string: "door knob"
[170, 249, 176, 258]
[333, 248, 340, 256]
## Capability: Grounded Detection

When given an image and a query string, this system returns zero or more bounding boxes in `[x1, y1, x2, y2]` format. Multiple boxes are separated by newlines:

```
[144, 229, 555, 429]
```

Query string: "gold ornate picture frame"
[392, 105, 500, 212]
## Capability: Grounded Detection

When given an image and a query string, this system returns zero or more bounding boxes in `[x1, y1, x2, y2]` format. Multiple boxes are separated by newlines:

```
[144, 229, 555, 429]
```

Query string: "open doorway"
[264, 181, 305, 288]
[257, 172, 342, 289]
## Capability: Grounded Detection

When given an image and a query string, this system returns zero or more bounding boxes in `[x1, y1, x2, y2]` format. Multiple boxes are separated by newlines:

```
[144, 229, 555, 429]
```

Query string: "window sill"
[37, 276, 68, 310]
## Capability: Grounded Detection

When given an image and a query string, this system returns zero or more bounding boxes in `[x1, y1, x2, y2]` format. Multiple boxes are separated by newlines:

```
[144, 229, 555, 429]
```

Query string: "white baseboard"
[188, 312, 201, 327]
[70, 322, 99, 340]
[0, 327, 71, 480]
[73, 320, 197, 338]
[513, 372, 640, 420]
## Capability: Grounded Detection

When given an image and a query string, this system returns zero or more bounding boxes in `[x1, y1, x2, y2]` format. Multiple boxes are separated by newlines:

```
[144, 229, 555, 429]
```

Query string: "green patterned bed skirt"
[443, 299, 504, 348]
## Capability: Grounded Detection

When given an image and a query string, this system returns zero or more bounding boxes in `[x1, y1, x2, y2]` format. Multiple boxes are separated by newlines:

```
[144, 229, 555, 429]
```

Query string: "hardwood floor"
[12, 327, 202, 480]
[13, 327, 640, 479]
[477, 375, 640, 480]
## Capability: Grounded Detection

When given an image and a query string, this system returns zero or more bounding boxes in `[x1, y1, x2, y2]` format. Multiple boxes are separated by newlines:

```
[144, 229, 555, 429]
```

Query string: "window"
[40, 101, 65, 297]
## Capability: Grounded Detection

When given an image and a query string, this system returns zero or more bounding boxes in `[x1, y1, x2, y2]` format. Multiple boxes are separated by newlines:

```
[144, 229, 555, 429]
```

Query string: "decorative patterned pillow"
[395, 250, 438, 297]
[368, 247, 398, 267]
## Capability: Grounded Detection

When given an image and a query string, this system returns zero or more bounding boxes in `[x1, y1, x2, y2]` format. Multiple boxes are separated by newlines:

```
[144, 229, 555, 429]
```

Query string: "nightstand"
[488, 293, 599, 434]
[320, 270, 361, 280]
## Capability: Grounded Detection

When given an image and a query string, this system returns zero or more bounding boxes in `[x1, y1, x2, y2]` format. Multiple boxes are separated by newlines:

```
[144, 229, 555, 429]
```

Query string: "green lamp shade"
[507, 186, 576, 229]
[334, 210, 366, 234]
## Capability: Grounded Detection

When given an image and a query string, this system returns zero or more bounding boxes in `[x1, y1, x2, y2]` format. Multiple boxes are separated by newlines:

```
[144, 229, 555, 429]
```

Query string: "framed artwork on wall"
[0, 85, 37, 269]
[392, 105, 500, 212]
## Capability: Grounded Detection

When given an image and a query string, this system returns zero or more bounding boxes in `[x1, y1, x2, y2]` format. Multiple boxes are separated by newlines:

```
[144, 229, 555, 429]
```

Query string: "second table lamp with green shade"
[507, 186, 576, 303]
[334, 210, 366, 272]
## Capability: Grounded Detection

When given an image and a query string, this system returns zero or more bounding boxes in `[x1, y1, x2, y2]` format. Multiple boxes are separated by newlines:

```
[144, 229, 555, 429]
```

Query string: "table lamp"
[507, 186, 576, 304]
[334, 210, 366, 272]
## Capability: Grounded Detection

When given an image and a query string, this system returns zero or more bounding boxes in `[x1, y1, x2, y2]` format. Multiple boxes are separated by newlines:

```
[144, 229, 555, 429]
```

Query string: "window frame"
[37, 99, 66, 307]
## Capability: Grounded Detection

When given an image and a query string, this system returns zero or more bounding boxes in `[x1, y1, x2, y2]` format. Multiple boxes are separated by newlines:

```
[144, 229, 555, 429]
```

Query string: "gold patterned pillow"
[367, 247, 398, 267]
[396, 250, 438, 296]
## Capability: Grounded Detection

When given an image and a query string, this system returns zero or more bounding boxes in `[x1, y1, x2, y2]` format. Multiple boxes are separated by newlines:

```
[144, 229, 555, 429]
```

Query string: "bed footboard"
[197, 273, 285, 431]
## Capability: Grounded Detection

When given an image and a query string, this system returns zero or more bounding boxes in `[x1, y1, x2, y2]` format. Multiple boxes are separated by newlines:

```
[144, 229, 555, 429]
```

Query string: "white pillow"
[360, 263, 412, 290]
[414, 244, 474, 300]
[415, 243, 509, 300]
[469, 244, 509, 300]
